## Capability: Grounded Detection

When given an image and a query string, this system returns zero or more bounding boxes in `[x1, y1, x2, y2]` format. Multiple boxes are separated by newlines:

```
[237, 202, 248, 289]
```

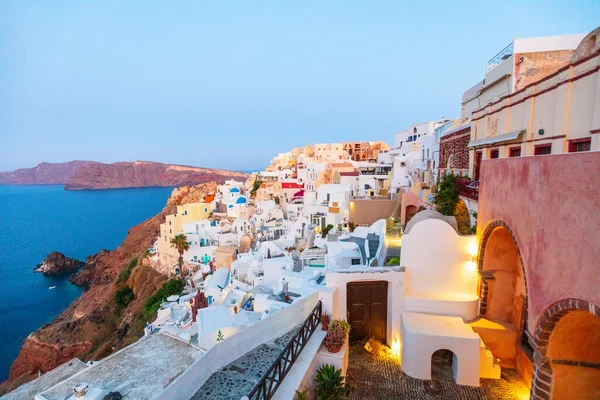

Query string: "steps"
[366, 233, 380, 258]
[478, 338, 502, 379]
[469, 317, 519, 368]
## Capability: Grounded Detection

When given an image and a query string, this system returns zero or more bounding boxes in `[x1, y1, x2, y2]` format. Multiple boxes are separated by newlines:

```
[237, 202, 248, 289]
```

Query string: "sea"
[0, 185, 175, 381]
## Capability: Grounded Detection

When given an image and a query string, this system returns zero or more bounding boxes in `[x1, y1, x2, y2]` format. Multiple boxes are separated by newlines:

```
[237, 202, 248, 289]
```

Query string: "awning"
[468, 129, 525, 148]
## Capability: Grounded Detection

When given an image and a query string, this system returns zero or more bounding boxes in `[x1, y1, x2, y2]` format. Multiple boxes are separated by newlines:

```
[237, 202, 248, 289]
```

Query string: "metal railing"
[246, 300, 322, 400]
[456, 177, 479, 201]
[487, 42, 514, 72]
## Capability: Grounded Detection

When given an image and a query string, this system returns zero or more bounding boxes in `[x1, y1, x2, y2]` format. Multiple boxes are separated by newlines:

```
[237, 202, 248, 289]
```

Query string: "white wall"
[513, 33, 585, 53]
[154, 293, 320, 400]
[326, 268, 404, 347]
[402, 219, 477, 295]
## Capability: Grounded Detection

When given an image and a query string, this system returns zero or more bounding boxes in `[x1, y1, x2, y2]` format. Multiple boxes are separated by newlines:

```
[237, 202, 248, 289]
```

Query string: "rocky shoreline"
[33, 252, 85, 276]
[0, 183, 218, 396]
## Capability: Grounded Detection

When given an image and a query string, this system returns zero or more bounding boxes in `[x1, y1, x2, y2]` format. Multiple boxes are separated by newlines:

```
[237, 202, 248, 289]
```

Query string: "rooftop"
[36, 334, 203, 400]
[3, 359, 87, 400]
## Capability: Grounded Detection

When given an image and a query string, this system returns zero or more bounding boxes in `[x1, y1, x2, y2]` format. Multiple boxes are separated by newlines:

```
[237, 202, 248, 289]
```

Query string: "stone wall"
[439, 127, 471, 170]
[513, 50, 574, 92]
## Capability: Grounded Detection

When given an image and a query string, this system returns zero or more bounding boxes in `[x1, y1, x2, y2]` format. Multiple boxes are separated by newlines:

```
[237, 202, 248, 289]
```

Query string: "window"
[413, 127, 417, 134]
[490, 149, 499, 159]
[568, 138, 591, 153]
[351, 258, 361, 265]
[534, 144, 552, 155]
[509, 147, 521, 157]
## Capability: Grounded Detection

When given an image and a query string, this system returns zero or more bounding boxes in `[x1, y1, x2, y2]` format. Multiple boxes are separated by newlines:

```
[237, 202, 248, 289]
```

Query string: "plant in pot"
[315, 364, 350, 399]
[320, 313, 331, 331]
[323, 325, 346, 354]
[329, 319, 351, 337]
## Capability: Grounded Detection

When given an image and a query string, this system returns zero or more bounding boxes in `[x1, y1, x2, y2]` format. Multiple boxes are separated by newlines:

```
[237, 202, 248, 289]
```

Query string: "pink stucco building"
[476, 152, 600, 399]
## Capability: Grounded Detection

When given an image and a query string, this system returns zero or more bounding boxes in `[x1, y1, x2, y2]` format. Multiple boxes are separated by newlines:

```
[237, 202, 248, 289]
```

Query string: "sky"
[0, 1, 598, 172]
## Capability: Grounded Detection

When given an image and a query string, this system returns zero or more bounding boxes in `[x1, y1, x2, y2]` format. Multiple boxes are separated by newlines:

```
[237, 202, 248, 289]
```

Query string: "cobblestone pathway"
[192, 327, 299, 400]
[346, 344, 530, 400]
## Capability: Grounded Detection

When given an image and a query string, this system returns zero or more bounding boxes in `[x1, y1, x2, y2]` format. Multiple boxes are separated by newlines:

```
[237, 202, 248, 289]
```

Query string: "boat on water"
[49, 286, 56, 290]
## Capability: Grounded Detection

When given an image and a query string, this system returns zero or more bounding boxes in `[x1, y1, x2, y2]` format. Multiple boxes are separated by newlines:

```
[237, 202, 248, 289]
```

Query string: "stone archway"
[476, 220, 529, 371]
[531, 299, 600, 400]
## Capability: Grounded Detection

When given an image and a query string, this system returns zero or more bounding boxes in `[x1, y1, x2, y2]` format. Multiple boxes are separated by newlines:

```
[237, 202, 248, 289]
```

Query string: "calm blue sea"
[0, 185, 174, 381]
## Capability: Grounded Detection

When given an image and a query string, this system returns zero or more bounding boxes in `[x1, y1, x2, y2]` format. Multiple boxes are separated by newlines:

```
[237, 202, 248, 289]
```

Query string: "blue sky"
[0, 1, 598, 172]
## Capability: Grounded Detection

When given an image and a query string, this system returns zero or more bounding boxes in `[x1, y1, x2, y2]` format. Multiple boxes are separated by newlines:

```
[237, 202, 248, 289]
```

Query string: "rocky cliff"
[64, 161, 249, 190]
[33, 252, 85, 275]
[0, 183, 218, 395]
[0, 161, 99, 185]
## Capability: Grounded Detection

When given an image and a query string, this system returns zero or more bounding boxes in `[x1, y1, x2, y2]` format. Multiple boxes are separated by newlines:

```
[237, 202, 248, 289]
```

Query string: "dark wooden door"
[474, 151, 482, 180]
[347, 281, 388, 343]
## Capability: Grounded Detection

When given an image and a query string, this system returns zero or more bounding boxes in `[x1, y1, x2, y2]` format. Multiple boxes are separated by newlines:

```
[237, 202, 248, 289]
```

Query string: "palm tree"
[170, 234, 190, 274]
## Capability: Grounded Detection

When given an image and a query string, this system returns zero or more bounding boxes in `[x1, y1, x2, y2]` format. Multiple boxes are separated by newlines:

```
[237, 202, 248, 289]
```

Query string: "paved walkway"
[346, 344, 530, 400]
[192, 327, 299, 400]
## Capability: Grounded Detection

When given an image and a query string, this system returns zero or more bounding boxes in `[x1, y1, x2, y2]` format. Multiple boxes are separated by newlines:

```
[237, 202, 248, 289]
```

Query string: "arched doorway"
[431, 349, 458, 383]
[531, 299, 600, 400]
[477, 221, 529, 370]
[405, 205, 417, 224]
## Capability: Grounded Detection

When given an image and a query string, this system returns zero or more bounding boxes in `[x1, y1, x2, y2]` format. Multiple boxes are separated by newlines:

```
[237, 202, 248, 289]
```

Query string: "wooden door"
[474, 151, 482, 180]
[347, 281, 388, 343]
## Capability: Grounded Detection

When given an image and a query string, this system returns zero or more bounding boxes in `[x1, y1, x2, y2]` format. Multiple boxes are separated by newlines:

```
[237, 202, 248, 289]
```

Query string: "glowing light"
[466, 261, 477, 272]
[467, 240, 478, 256]
[391, 337, 401, 357]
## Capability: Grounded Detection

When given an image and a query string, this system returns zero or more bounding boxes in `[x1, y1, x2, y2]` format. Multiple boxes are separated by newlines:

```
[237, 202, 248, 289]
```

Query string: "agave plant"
[323, 325, 346, 354]
[320, 313, 331, 331]
[329, 319, 351, 336]
[315, 364, 350, 400]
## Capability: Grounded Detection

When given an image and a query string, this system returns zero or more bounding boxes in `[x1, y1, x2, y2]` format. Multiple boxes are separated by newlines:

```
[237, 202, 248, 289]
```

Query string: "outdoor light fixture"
[392, 337, 401, 357]
[467, 241, 478, 257]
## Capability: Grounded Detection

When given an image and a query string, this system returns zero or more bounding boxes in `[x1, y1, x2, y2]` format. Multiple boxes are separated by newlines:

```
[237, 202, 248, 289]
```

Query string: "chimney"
[73, 382, 89, 398]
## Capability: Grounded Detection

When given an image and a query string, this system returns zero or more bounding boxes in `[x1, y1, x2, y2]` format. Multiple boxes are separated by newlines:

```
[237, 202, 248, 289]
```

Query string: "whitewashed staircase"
[478, 338, 501, 379]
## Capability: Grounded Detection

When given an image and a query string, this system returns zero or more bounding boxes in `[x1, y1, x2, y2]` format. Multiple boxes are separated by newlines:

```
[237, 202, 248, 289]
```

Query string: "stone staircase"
[192, 326, 300, 400]
[366, 233, 380, 259]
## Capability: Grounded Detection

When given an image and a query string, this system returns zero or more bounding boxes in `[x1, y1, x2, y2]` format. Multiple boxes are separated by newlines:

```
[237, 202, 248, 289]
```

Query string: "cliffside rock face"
[0, 161, 98, 185]
[64, 161, 248, 190]
[33, 252, 85, 275]
[0, 182, 218, 395]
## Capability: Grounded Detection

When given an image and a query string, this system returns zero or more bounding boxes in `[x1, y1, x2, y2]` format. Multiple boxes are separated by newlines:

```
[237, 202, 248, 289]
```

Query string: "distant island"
[0, 161, 249, 190]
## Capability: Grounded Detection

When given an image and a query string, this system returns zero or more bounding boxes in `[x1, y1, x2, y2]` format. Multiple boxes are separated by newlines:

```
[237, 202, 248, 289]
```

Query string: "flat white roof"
[513, 33, 586, 54]
[3, 359, 87, 400]
[402, 312, 479, 339]
[36, 333, 202, 400]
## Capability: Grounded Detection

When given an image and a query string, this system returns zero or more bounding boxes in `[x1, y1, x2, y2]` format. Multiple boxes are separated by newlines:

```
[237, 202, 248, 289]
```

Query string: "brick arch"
[530, 299, 600, 400]
[477, 220, 528, 317]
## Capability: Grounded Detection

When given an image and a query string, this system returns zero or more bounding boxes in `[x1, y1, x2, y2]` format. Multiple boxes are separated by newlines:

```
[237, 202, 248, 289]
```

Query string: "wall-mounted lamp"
[467, 241, 478, 257]
[392, 337, 401, 357]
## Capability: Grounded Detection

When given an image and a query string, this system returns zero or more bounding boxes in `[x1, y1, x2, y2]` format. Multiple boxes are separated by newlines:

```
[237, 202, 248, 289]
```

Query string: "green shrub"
[315, 364, 349, 400]
[117, 257, 139, 284]
[434, 174, 459, 216]
[115, 287, 134, 309]
[140, 278, 184, 322]
[321, 224, 334, 237]
[454, 200, 471, 235]
[387, 256, 400, 266]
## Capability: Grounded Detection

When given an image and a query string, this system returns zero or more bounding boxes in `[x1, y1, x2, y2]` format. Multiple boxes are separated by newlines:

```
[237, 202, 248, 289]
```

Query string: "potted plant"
[320, 313, 331, 331]
[314, 364, 350, 399]
[323, 325, 346, 354]
[329, 319, 351, 336]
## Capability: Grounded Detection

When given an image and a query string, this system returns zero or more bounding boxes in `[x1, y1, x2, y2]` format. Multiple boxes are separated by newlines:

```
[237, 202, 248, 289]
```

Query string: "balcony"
[486, 42, 513, 73]
[455, 177, 479, 201]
